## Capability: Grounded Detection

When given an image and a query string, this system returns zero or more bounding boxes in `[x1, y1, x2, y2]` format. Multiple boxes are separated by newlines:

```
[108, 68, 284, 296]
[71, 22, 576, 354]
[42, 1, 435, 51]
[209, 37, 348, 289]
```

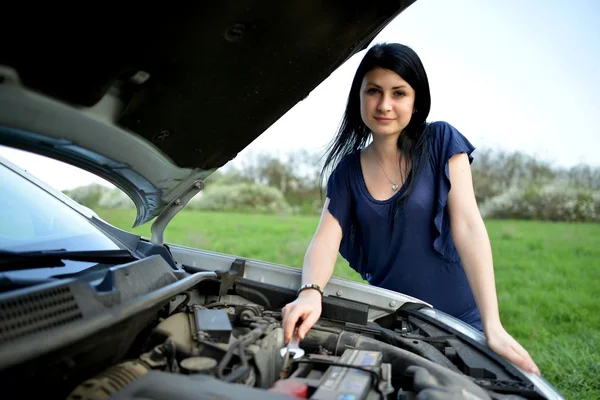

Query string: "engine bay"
[61, 291, 495, 400]
[66, 293, 395, 400]
[0, 255, 547, 400]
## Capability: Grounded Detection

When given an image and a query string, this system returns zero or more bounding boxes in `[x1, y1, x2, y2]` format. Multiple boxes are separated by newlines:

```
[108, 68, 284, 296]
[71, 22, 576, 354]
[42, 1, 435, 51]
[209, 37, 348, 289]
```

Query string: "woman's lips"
[374, 117, 395, 124]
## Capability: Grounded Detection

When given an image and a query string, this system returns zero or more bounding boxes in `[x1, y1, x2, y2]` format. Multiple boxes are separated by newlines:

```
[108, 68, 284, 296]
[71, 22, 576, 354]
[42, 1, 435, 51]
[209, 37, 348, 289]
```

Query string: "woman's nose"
[377, 94, 392, 112]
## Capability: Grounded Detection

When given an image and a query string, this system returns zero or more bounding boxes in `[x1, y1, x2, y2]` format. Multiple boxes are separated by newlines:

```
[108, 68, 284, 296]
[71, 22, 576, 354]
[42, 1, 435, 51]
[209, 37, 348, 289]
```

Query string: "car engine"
[0, 258, 546, 400]
[58, 290, 525, 400]
[63, 293, 394, 400]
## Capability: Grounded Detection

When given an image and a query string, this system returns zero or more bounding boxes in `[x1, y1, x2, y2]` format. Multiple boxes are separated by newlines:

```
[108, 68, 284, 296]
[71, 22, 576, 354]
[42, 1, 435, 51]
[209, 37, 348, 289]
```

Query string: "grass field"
[96, 208, 599, 399]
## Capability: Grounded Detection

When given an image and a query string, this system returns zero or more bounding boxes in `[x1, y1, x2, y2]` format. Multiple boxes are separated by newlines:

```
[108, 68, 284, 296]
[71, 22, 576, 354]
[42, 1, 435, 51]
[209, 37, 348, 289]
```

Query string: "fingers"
[512, 344, 540, 375]
[297, 310, 319, 340]
[281, 306, 299, 343]
[488, 331, 541, 376]
[502, 345, 526, 367]
[501, 342, 540, 375]
[282, 307, 307, 343]
[282, 303, 321, 343]
[282, 295, 323, 343]
[505, 337, 540, 375]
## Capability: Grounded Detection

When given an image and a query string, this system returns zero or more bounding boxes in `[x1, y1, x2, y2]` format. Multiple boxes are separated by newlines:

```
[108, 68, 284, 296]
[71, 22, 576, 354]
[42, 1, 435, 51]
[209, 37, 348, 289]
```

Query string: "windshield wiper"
[0, 249, 137, 271]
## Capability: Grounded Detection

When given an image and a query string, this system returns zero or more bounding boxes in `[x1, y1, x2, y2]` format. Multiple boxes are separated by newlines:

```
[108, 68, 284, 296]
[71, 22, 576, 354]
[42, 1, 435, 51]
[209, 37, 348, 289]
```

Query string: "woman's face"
[359, 67, 416, 138]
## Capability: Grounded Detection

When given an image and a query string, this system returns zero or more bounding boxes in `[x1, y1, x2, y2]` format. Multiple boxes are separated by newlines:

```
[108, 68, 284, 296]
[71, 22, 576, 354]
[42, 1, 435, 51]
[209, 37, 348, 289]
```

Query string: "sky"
[1, 0, 599, 190]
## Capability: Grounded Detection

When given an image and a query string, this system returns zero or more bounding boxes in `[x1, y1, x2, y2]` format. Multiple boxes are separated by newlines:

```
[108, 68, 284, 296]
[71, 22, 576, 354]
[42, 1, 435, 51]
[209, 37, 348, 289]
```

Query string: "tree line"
[65, 147, 600, 222]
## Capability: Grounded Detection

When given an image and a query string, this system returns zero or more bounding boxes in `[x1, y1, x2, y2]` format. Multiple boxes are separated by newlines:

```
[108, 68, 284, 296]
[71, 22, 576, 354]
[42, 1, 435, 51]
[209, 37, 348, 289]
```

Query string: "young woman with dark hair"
[281, 42, 540, 375]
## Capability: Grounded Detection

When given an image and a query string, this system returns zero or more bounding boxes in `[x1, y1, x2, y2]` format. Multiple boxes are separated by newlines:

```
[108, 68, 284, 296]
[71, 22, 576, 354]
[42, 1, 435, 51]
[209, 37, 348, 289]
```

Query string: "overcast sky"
[1, 0, 598, 190]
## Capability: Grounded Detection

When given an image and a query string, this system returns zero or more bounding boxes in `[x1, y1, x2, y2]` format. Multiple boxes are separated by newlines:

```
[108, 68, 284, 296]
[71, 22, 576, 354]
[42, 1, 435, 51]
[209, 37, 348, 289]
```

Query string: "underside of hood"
[0, 1, 415, 229]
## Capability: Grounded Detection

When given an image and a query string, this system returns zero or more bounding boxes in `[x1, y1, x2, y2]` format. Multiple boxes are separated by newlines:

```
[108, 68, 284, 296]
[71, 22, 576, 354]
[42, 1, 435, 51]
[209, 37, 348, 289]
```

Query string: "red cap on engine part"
[268, 380, 308, 398]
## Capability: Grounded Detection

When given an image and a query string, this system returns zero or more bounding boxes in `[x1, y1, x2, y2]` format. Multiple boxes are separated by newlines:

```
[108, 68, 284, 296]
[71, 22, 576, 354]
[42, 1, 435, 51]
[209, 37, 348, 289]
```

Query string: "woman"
[281, 42, 540, 375]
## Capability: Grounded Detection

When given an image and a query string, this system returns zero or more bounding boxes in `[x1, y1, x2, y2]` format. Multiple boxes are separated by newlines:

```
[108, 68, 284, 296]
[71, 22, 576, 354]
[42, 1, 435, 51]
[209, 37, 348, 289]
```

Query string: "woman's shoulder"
[424, 120, 464, 142]
[325, 150, 362, 194]
[329, 150, 361, 176]
[424, 120, 475, 155]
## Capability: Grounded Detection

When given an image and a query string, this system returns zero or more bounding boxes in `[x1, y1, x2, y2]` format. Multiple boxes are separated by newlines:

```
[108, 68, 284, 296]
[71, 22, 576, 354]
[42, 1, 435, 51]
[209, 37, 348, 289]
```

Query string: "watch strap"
[297, 283, 323, 297]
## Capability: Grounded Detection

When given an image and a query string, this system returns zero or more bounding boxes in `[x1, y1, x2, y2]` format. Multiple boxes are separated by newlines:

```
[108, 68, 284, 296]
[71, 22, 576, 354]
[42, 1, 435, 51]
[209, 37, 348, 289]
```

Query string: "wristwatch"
[297, 283, 324, 297]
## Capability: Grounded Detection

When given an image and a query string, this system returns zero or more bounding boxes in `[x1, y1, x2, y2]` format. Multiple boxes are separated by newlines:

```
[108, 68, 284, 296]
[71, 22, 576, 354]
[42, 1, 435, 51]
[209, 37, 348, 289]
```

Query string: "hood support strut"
[150, 173, 206, 246]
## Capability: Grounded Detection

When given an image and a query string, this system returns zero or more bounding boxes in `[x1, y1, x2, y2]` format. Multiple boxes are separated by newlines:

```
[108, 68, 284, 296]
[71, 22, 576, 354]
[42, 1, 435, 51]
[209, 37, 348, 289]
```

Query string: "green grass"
[96, 209, 600, 399]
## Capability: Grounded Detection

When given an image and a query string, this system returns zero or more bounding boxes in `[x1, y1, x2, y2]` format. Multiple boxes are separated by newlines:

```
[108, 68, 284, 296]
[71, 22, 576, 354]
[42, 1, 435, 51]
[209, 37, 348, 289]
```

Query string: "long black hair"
[320, 43, 432, 206]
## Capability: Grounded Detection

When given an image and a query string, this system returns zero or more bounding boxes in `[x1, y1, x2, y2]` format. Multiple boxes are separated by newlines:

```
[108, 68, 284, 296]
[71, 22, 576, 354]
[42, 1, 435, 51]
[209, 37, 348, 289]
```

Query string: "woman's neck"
[370, 135, 400, 165]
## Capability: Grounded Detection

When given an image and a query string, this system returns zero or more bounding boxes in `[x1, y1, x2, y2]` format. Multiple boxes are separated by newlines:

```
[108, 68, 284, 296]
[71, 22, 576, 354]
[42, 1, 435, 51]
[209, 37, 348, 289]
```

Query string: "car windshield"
[0, 162, 121, 253]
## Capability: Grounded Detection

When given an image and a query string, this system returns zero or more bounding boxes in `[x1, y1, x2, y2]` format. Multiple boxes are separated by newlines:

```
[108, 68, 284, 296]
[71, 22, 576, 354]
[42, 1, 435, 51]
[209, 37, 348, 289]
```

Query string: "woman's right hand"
[281, 289, 323, 343]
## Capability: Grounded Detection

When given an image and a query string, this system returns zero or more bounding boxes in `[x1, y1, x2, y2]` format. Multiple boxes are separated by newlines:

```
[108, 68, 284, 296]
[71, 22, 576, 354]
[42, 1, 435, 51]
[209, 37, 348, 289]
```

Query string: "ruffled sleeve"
[326, 154, 366, 278]
[430, 121, 476, 261]
[326, 157, 352, 236]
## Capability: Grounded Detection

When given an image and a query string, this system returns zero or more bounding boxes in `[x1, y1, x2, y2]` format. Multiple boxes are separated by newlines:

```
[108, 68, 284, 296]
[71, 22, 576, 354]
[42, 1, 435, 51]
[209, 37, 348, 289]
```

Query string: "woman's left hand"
[485, 324, 540, 375]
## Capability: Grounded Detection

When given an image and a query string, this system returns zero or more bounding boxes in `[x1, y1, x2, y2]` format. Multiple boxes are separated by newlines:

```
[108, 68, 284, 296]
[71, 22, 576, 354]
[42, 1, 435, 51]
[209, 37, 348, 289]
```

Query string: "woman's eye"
[366, 88, 380, 95]
[394, 91, 405, 97]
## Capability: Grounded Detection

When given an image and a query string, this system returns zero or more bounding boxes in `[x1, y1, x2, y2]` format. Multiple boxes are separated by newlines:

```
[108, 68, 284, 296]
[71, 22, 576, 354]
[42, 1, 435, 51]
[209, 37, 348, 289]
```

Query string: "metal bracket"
[150, 178, 205, 246]
[218, 258, 246, 295]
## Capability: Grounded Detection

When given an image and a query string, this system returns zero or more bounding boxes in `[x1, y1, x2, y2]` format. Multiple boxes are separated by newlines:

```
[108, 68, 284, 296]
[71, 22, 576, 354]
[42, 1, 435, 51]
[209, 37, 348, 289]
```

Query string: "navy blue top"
[326, 121, 482, 330]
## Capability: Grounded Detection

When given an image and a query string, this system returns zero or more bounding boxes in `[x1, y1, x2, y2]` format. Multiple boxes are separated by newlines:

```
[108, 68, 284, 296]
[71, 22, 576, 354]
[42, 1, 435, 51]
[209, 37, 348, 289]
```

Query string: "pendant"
[392, 183, 398, 191]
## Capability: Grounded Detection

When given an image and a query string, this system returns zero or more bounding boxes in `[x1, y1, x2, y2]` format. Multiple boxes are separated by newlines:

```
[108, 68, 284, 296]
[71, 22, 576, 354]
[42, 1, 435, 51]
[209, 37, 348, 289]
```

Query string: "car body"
[0, 2, 564, 399]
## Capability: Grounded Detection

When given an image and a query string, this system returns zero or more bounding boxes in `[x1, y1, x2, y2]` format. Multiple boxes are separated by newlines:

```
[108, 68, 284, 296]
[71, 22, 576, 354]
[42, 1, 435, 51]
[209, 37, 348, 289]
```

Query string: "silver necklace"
[372, 147, 400, 191]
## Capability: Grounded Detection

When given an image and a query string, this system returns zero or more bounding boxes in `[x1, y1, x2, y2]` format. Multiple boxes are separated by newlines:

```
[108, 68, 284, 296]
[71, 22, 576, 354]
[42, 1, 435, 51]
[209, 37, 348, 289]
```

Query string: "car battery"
[311, 350, 384, 400]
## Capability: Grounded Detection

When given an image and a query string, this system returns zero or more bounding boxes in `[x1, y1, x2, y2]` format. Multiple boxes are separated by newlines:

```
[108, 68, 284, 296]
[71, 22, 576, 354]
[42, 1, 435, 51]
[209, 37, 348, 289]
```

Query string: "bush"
[187, 183, 291, 214]
[480, 183, 600, 222]
[63, 184, 106, 209]
[98, 189, 135, 209]
[64, 184, 135, 209]
[470, 149, 557, 205]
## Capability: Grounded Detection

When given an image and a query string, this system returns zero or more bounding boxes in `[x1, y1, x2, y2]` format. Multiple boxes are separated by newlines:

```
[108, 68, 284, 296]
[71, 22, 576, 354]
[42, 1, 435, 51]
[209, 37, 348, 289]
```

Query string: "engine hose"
[217, 325, 265, 381]
[304, 329, 494, 400]
[303, 329, 461, 374]
[222, 340, 250, 382]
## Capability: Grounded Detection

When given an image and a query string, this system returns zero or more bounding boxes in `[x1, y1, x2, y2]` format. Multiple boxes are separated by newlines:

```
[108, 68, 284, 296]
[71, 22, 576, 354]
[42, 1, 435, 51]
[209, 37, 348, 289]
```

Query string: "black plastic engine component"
[193, 308, 232, 343]
[311, 350, 387, 400]
[321, 296, 369, 326]
[234, 278, 370, 325]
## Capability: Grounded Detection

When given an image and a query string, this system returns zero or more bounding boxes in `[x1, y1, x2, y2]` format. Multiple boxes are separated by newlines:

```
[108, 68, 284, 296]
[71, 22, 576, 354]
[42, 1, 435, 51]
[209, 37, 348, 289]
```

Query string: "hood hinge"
[150, 177, 205, 246]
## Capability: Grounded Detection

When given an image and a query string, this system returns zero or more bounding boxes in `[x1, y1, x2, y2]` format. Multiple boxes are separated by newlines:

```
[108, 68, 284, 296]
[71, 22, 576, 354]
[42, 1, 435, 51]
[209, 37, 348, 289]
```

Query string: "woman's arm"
[446, 152, 540, 375]
[299, 198, 342, 289]
[281, 198, 343, 342]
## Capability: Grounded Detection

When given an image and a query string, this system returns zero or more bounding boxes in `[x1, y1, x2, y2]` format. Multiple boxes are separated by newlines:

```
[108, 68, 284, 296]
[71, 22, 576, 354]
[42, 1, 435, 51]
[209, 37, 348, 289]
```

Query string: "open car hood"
[0, 1, 415, 228]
